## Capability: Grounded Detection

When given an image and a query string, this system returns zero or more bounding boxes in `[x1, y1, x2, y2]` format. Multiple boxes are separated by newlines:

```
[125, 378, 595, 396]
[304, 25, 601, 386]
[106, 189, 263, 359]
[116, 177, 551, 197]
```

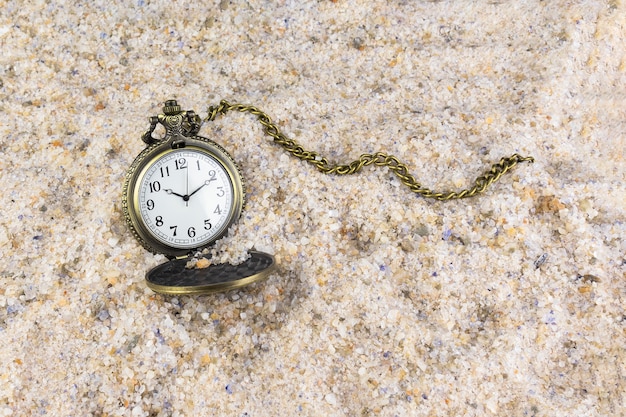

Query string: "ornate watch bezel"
[122, 135, 246, 258]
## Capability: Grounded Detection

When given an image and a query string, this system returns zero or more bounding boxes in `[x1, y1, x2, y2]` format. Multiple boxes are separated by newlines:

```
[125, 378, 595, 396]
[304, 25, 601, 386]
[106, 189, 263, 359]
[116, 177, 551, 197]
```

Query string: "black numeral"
[204, 220, 212, 230]
[155, 216, 163, 227]
[160, 166, 170, 177]
[188, 227, 196, 238]
[170, 226, 177, 236]
[175, 158, 187, 170]
[146, 200, 155, 210]
[149, 181, 161, 193]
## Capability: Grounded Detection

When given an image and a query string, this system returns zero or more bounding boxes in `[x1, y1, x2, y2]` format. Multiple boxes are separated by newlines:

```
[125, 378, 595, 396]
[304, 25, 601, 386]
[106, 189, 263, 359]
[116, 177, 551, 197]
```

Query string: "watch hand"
[188, 179, 216, 198]
[164, 189, 186, 199]
[185, 162, 189, 207]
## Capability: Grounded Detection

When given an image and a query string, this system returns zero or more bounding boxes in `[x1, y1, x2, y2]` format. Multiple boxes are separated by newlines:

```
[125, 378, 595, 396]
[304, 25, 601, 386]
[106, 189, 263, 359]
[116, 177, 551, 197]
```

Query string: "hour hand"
[164, 188, 186, 199]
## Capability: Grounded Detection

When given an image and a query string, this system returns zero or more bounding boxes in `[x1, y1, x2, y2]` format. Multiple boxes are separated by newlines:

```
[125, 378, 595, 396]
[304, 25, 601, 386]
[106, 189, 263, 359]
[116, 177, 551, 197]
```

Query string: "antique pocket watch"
[124, 99, 533, 295]
[122, 100, 275, 294]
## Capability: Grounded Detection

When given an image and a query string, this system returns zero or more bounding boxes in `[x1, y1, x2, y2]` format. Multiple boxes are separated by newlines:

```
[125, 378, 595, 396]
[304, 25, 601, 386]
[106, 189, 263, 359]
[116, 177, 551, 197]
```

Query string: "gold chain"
[205, 100, 534, 201]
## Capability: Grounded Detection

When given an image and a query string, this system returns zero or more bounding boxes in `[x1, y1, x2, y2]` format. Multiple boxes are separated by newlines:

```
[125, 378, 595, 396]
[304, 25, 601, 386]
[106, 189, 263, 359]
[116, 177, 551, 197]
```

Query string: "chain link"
[205, 100, 534, 201]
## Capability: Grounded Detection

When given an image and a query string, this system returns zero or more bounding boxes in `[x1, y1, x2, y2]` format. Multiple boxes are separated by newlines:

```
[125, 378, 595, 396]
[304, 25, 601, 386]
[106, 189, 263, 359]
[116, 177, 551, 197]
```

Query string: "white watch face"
[137, 148, 235, 249]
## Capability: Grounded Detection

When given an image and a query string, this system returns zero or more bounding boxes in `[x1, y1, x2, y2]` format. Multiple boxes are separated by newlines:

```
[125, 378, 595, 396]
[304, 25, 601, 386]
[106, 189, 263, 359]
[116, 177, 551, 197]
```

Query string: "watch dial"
[137, 148, 235, 250]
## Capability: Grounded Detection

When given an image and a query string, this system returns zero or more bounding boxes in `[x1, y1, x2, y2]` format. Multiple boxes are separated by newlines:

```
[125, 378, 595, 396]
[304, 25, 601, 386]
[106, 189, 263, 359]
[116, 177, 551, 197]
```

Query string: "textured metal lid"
[145, 251, 275, 295]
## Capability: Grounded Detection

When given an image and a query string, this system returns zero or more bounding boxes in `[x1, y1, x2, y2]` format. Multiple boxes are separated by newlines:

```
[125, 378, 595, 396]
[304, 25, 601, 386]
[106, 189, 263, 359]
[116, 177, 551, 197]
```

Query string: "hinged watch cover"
[146, 250, 275, 295]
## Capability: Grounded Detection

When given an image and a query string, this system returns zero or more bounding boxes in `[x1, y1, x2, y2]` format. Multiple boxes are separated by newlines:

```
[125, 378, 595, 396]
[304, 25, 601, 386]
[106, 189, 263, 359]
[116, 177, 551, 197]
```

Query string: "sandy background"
[1, 0, 625, 416]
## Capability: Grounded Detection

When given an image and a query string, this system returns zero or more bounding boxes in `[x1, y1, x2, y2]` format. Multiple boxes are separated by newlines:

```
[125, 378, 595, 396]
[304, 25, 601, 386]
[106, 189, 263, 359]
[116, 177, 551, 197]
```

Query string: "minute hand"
[188, 179, 216, 199]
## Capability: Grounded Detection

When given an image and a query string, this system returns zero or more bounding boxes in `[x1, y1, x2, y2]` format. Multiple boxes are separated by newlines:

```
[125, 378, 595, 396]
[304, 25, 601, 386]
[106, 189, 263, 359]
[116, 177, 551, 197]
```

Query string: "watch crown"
[163, 100, 182, 115]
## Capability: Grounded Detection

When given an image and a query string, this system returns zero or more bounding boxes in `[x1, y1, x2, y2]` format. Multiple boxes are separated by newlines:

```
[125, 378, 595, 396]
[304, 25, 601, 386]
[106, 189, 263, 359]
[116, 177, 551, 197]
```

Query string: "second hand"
[185, 160, 189, 207]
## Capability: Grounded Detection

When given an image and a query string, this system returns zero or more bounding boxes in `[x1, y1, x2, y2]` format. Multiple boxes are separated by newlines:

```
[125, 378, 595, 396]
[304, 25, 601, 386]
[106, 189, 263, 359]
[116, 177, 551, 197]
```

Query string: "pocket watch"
[122, 100, 275, 294]
[123, 99, 533, 295]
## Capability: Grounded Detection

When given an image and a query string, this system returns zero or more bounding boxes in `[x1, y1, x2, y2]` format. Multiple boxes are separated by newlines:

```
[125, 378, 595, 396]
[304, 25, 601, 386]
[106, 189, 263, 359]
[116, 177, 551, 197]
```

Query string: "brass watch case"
[122, 135, 246, 259]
